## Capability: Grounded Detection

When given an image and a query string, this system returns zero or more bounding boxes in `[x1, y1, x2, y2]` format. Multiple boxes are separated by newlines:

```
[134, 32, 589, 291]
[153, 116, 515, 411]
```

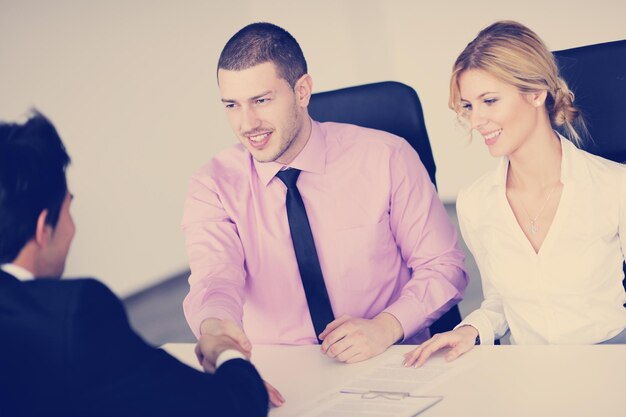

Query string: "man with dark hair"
[216, 22, 307, 89]
[0, 111, 268, 417]
[183, 22, 467, 371]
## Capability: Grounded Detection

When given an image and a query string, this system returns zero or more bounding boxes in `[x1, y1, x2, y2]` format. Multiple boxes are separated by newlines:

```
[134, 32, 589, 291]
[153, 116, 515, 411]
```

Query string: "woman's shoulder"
[457, 167, 502, 211]
[568, 143, 626, 184]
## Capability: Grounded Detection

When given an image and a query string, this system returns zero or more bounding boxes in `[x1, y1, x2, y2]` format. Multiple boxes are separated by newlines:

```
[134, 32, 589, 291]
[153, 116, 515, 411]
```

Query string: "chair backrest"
[308, 81, 461, 334]
[554, 40, 626, 296]
[553, 39, 626, 162]
[308, 81, 438, 188]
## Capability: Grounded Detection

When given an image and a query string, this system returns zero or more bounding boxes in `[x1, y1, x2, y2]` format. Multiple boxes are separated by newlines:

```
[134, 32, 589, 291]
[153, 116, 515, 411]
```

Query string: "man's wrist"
[200, 317, 224, 335]
[215, 349, 248, 369]
[374, 312, 404, 345]
[199, 318, 213, 335]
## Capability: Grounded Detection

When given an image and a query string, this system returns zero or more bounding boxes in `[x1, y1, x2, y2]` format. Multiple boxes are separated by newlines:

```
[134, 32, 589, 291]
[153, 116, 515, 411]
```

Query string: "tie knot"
[276, 168, 301, 189]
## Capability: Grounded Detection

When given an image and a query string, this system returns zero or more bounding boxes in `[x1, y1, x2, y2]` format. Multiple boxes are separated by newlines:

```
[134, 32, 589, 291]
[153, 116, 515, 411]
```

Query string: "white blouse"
[458, 137, 626, 345]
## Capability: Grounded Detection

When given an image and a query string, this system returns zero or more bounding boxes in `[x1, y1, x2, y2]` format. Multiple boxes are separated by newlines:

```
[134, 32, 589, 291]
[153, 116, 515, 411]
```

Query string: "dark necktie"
[276, 169, 335, 343]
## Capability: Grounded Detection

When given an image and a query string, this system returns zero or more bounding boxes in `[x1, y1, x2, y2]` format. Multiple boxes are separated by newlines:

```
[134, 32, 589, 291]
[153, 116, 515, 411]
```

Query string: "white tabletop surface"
[163, 343, 626, 417]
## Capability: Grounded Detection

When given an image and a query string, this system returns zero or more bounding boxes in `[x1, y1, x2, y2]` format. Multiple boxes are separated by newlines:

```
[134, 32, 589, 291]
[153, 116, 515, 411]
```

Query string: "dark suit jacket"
[0, 270, 268, 417]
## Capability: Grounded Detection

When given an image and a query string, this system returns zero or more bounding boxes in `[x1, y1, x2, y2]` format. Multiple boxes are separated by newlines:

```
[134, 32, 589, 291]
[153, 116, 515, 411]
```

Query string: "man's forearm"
[384, 264, 467, 340]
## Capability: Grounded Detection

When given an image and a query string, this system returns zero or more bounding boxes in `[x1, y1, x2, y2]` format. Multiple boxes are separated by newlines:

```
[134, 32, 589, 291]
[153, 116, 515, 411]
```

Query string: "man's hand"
[195, 319, 251, 373]
[319, 313, 404, 363]
[265, 380, 285, 408]
[200, 318, 252, 355]
[197, 319, 285, 407]
[194, 333, 247, 373]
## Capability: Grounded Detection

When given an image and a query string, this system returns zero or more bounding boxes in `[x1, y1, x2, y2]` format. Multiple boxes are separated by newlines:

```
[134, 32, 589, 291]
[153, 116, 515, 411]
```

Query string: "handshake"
[195, 318, 285, 407]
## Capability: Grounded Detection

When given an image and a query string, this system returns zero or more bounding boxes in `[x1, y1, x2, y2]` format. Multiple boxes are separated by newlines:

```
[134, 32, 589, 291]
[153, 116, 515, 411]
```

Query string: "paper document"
[342, 356, 450, 394]
[300, 393, 441, 417]
[300, 354, 456, 417]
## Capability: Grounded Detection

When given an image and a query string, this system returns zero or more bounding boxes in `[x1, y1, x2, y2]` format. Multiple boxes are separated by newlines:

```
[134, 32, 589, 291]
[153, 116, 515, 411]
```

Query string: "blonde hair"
[449, 20, 586, 146]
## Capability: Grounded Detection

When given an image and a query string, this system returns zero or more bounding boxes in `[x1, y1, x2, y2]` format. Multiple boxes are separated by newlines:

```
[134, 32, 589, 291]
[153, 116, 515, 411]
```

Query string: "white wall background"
[1, 0, 625, 295]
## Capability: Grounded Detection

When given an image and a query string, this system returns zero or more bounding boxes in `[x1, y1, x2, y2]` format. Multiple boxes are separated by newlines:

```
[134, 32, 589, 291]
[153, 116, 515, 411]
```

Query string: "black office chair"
[309, 81, 462, 335]
[554, 39, 626, 295]
[554, 40, 626, 162]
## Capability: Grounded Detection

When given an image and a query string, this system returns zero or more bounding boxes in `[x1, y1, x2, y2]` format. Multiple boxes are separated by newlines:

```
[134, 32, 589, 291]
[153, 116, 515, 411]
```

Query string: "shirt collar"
[253, 118, 327, 186]
[489, 132, 590, 189]
[559, 134, 592, 184]
[0, 263, 35, 281]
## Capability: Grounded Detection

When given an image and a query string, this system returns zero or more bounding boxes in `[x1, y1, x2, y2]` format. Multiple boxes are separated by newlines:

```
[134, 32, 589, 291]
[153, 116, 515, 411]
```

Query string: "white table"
[163, 344, 626, 417]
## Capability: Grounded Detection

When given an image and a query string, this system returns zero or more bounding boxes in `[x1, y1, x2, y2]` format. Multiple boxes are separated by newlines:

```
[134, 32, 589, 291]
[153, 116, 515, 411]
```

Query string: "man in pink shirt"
[183, 22, 467, 368]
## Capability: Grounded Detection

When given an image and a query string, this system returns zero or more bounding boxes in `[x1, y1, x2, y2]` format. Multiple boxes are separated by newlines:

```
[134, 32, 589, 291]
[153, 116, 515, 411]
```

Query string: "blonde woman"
[404, 21, 626, 367]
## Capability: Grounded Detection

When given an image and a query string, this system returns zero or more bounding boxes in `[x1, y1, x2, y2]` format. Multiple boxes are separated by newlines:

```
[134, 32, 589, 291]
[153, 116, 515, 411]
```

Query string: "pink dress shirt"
[182, 120, 467, 344]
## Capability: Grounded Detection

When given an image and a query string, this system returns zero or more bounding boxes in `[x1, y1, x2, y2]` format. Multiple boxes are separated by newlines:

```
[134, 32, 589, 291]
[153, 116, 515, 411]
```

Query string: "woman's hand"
[403, 325, 478, 367]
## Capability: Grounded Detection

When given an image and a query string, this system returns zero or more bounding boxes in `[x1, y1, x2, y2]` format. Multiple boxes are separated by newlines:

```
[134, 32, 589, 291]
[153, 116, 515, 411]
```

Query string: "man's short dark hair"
[217, 22, 308, 88]
[0, 111, 71, 263]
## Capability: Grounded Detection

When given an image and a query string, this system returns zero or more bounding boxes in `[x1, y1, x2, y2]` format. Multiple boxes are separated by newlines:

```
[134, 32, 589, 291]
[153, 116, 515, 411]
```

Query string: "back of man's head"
[0, 111, 71, 263]
[217, 22, 308, 88]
